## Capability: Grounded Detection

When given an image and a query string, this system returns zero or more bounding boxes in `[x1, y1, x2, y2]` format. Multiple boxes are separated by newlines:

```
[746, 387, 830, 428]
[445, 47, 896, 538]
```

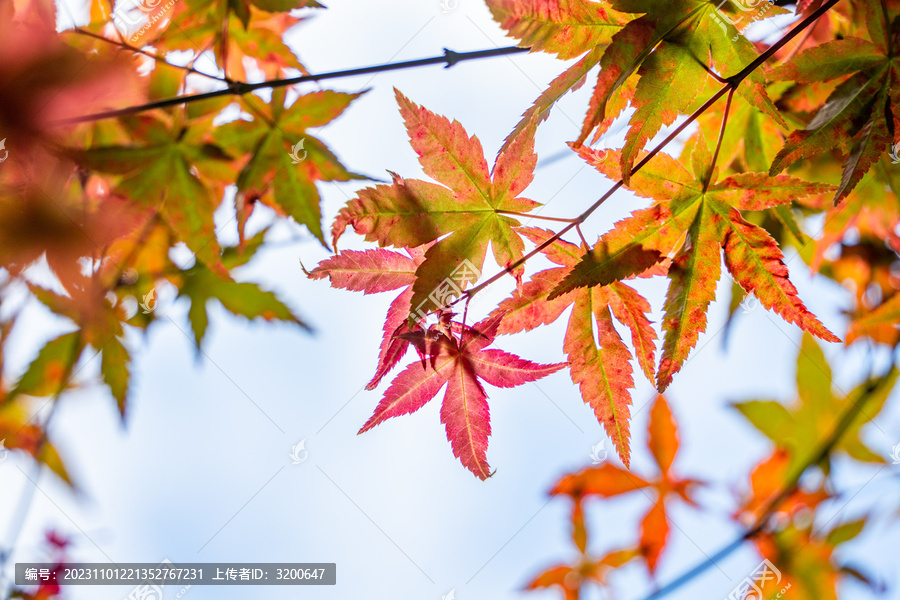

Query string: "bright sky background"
[2, 1, 900, 600]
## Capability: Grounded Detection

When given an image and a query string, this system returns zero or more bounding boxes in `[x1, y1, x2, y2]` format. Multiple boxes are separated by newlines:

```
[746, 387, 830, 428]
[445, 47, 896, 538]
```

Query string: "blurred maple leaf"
[551, 395, 701, 574]
[214, 88, 365, 247]
[734, 333, 898, 474]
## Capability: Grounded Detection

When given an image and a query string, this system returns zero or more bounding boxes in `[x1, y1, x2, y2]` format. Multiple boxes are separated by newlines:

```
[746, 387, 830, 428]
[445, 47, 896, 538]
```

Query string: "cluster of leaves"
[530, 338, 892, 598]
[4, 0, 900, 596]
[0, 0, 353, 508]
[310, 0, 900, 482]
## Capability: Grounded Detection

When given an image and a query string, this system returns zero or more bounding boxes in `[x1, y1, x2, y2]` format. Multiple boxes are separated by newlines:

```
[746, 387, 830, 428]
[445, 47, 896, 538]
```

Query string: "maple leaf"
[551, 140, 839, 390]
[0, 6, 140, 141]
[753, 517, 869, 600]
[73, 116, 233, 275]
[686, 79, 792, 174]
[551, 395, 701, 574]
[333, 90, 541, 316]
[151, 0, 319, 80]
[0, 157, 150, 293]
[215, 88, 365, 247]
[526, 547, 639, 600]
[571, 0, 786, 179]
[490, 227, 656, 465]
[735, 448, 829, 526]
[23, 282, 136, 415]
[848, 290, 900, 344]
[486, 0, 632, 60]
[805, 159, 900, 273]
[734, 333, 898, 473]
[0, 394, 73, 485]
[357, 316, 564, 479]
[306, 246, 428, 389]
[768, 1, 900, 203]
[174, 236, 308, 349]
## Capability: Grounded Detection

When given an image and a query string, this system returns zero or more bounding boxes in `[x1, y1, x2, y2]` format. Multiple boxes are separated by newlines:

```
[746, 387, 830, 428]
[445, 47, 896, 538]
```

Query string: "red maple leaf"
[359, 316, 564, 479]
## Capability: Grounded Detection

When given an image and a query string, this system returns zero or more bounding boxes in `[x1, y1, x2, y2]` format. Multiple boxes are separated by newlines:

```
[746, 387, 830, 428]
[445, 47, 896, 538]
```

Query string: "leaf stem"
[497, 210, 578, 224]
[703, 87, 735, 192]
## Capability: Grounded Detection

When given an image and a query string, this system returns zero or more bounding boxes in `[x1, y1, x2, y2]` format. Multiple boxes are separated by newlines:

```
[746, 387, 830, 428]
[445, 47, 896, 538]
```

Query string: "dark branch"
[51, 46, 531, 126]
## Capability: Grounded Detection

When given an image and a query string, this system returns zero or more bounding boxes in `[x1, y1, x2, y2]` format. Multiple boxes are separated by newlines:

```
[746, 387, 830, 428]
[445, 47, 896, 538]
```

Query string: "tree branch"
[52, 46, 531, 126]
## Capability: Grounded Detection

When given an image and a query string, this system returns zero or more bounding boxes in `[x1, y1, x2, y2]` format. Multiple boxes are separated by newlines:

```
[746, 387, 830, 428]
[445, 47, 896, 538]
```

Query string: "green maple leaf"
[174, 232, 309, 349]
[769, 0, 900, 203]
[550, 137, 839, 390]
[578, 0, 787, 179]
[734, 334, 898, 473]
[74, 116, 231, 275]
[214, 88, 365, 246]
[332, 89, 541, 317]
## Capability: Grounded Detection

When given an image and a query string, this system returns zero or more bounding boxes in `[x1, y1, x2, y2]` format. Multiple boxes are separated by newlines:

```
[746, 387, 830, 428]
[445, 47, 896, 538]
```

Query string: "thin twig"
[70, 28, 231, 84]
[703, 87, 735, 192]
[51, 46, 531, 126]
[499, 210, 578, 224]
